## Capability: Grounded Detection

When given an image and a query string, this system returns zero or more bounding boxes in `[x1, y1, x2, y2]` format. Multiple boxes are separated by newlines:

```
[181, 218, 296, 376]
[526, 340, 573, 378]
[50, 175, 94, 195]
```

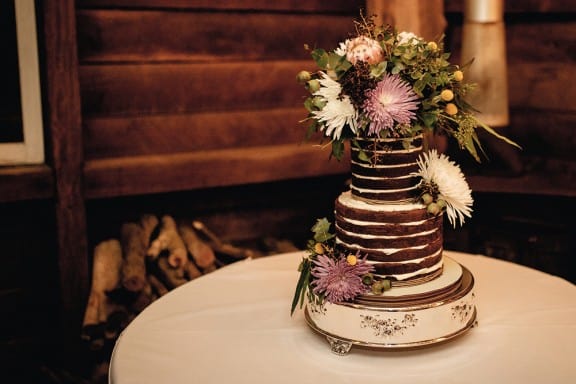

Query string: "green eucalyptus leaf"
[331, 139, 345, 161]
[311, 48, 329, 69]
[357, 149, 370, 163]
[291, 258, 311, 315]
[311, 218, 334, 243]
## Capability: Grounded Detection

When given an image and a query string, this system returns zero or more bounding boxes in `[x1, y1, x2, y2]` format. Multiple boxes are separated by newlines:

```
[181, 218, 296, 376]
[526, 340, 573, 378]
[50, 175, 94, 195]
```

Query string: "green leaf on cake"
[311, 218, 334, 243]
[291, 257, 311, 315]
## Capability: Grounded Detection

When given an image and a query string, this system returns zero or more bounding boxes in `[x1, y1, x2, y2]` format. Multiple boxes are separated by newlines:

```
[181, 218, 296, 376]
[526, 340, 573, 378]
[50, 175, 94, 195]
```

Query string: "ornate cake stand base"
[304, 257, 478, 354]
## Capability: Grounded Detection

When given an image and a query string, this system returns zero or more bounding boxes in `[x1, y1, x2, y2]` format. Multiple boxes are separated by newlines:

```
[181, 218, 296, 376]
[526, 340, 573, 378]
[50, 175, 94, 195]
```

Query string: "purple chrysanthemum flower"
[363, 74, 420, 136]
[311, 254, 374, 303]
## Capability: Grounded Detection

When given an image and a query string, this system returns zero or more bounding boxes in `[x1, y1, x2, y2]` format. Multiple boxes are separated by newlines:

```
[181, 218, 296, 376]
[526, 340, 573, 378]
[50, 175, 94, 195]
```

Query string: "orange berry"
[346, 254, 358, 266]
[445, 103, 458, 115]
[453, 70, 464, 81]
[441, 89, 454, 101]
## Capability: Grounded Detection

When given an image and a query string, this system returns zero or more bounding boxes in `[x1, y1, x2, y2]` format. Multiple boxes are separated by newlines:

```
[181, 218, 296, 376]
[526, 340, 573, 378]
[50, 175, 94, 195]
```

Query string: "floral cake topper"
[296, 14, 519, 161]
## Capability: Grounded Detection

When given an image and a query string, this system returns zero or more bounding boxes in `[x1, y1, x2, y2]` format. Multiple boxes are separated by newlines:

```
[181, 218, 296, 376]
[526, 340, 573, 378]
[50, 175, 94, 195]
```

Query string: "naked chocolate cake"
[291, 15, 519, 353]
[336, 135, 444, 284]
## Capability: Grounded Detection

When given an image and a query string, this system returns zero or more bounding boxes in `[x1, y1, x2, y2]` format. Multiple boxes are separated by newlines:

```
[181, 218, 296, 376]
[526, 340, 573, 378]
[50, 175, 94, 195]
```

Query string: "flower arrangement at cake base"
[290, 14, 519, 354]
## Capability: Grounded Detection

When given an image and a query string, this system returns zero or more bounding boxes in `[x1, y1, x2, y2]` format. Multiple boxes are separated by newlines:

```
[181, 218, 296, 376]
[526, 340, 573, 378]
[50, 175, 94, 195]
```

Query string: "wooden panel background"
[71, 0, 576, 245]
[75, 1, 363, 198]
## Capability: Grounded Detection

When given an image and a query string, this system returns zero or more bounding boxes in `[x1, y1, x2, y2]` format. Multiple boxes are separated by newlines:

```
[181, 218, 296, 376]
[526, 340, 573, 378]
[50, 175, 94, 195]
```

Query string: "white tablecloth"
[109, 251, 576, 384]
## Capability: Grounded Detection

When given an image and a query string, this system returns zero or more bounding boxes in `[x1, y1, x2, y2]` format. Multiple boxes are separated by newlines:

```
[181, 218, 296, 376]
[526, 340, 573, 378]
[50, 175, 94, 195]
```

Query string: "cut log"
[178, 223, 216, 271]
[155, 256, 187, 289]
[192, 220, 255, 260]
[139, 213, 159, 247]
[82, 239, 123, 343]
[148, 273, 169, 297]
[130, 281, 155, 313]
[120, 222, 148, 292]
[148, 215, 188, 268]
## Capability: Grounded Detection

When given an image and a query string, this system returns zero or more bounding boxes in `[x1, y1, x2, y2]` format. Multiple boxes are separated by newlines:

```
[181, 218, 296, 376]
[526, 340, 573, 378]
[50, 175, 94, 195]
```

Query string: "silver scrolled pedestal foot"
[327, 336, 352, 355]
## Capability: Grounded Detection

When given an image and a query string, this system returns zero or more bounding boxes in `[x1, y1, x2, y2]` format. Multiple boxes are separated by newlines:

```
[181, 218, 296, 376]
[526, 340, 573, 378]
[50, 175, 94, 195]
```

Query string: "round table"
[109, 251, 576, 384]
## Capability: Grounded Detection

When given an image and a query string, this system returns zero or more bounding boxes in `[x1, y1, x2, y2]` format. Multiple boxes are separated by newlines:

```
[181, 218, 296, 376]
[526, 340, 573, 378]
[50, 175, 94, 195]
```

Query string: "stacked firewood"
[80, 214, 258, 351]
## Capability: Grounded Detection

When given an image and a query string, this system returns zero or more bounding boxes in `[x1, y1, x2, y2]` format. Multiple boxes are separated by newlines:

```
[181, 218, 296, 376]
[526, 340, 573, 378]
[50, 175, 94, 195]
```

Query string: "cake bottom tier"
[304, 257, 477, 354]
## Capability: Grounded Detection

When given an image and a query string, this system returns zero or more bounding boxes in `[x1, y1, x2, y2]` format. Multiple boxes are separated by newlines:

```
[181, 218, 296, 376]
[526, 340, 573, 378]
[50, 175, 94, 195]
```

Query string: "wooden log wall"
[74, 0, 576, 200]
[76, 0, 366, 199]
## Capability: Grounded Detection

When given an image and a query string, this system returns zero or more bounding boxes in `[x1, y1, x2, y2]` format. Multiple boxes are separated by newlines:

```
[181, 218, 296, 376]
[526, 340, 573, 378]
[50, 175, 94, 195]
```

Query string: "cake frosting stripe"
[351, 162, 420, 178]
[336, 226, 441, 249]
[351, 148, 423, 165]
[335, 192, 430, 223]
[337, 237, 444, 262]
[335, 214, 442, 236]
[351, 174, 421, 190]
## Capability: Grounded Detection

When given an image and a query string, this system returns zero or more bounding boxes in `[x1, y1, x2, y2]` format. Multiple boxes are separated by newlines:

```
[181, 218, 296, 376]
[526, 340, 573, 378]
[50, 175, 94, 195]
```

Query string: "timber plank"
[42, 0, 90, 337]
[79, 61, 576, 117]
[77, 10, 354, 63]
[83, 108, 312, 159]
[448, 20, 576, 64]
[83, 144, 350, 198]
[445, 0, 576, 13]
[0, 165, 53, 201]
[469, 171, 576, 197]
[77, 0, 360, 12]
[79, 60, 312, 116]
[508, 110, 576, 158]
[508, 62, 576, 112]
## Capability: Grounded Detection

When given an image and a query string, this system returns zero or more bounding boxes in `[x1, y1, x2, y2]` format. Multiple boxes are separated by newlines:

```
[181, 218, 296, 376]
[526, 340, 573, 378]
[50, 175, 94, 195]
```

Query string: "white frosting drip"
[336, 223, 437, 240]
[351, 185, 419, 194]
[352, 173, 415, 181]
[351, 145, 422, 154]
[340, 217, 429, 226]
[336, 237, 430, 255]
[338, 190, 424, 211]
[376, 257, 444, 280]
[365, 248, 442, 267]
[351, 160, 418, 169]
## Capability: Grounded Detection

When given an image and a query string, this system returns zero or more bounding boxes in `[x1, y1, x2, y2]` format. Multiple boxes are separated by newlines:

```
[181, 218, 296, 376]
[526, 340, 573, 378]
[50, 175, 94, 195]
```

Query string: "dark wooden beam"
[41, 0, 89, 337]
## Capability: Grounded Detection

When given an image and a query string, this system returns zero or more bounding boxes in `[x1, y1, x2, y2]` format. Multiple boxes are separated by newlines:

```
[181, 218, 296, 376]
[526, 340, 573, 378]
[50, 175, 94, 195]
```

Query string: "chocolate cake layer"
[351, 186, 420, 202]
[370, 252, 443, 275]
[355, 136, 423, 151]
[351, 148, 422, 165]
[351, 174, 420, 190]
[335, 214, 442, 237]
[335, 195, 429, 223]
[350, 162, 420, 178]
[337, 237, 443, 262]
[336, 225, 441, 249]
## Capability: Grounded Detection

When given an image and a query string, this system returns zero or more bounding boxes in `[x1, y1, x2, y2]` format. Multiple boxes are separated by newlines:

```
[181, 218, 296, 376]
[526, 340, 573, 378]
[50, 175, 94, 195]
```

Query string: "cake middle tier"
[334, 191, 443, 282]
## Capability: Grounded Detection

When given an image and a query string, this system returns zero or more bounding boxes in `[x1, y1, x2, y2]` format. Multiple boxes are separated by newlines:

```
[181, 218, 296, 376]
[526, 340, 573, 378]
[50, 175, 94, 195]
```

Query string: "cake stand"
[304, 256, 477, 355]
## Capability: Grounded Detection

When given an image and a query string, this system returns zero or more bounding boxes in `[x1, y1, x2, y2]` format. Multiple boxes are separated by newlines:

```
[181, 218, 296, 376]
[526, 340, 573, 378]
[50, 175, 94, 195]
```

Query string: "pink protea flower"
[311, 254, 374, 303]
[344, 36, 384, 65]
[363, 74, 420, 136]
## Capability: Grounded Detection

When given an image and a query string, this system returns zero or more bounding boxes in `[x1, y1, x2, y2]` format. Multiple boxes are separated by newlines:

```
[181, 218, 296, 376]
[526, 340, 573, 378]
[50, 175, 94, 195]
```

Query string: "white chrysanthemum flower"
[397, 31, 422, 46]
[334, 40, 349, 56]
[312, 72, 358, 140]
[413, 149, 473, 227]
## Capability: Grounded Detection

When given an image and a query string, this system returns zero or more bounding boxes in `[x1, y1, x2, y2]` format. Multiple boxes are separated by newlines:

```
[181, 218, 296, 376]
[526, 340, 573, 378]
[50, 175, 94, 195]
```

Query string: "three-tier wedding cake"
[291, 15, 517, 354]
